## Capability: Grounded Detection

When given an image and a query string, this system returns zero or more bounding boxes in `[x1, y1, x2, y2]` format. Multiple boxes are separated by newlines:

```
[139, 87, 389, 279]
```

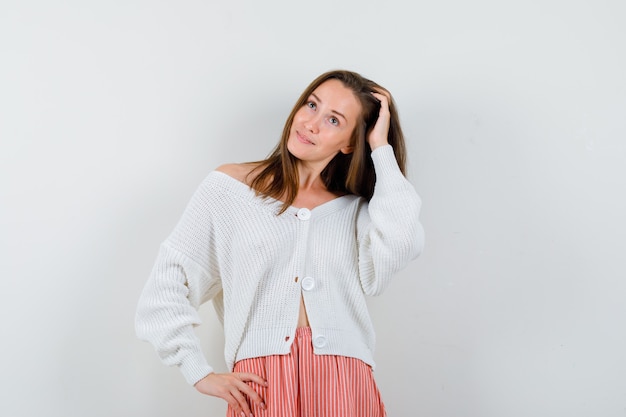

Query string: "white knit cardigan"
[135, 145, 424, 385]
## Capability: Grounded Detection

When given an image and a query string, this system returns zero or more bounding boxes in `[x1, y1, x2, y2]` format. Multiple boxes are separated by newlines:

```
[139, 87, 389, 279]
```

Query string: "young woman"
[136, 69, 424, 417]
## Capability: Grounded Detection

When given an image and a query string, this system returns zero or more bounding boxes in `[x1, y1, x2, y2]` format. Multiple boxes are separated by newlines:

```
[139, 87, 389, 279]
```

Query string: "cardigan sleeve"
[135, 177, 223, 386]
[357, 145, 425, 296]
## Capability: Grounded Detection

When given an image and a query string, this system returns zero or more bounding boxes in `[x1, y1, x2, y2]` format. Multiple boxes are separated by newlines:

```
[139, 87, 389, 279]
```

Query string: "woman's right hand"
[194, 372, 267, 416]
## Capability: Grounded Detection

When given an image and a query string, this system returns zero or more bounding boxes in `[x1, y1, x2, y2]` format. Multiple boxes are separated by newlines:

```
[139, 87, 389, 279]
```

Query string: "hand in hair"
[368, 89, 392, 150]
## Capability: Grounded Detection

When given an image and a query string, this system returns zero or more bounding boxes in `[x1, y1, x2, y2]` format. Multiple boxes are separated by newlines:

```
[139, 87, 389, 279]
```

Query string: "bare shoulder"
[215, 162, 262, 185]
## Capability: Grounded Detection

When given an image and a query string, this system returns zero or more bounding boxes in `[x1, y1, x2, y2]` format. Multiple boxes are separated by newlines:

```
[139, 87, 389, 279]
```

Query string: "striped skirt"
[227, 327, 386, 417]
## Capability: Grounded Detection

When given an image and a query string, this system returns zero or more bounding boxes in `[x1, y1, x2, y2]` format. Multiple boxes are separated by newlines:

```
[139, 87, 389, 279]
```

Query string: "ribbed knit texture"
[135, 145, 424, 385]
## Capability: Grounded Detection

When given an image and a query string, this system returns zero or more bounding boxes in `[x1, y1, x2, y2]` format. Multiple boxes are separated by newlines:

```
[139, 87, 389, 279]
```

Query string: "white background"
[1, 1, 625, 416]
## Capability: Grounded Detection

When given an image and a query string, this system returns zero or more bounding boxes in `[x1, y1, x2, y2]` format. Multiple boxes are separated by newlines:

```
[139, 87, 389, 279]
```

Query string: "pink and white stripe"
[227, 327, 386, 417]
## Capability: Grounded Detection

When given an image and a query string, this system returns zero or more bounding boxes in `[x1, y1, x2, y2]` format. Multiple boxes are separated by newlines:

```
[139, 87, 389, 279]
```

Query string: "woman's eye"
[307, 101, 316, 110]
[329, 117, 339, 126]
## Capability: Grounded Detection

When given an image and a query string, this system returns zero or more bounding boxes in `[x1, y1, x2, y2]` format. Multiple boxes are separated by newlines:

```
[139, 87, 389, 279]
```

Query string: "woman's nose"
[304, 116, 320, 133]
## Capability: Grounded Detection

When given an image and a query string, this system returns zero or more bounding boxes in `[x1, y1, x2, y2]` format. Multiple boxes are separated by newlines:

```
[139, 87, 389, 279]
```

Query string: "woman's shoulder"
[214, 162, 262, 186]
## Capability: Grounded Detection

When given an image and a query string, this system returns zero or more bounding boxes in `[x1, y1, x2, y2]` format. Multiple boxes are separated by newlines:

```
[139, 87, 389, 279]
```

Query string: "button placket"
[301, 276, 315, 291]
[313, 335, 327, 348]
[296, 208, 311, 220]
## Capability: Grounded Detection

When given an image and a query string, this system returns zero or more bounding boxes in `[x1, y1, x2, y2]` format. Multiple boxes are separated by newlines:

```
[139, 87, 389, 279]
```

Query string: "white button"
[301, 276, 315, 291]
[313, 335, 327, 348]
[297, 208, 311, 220]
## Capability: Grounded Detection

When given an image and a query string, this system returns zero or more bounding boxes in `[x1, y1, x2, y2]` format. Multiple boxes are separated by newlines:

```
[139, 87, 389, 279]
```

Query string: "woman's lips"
[296, 131, 314, 145]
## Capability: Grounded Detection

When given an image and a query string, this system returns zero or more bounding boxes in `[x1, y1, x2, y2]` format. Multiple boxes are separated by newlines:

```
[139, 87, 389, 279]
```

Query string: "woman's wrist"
[369, 140, 389, 151]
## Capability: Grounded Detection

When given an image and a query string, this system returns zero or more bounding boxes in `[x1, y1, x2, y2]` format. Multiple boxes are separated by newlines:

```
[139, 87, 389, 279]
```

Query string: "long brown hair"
[249, 69, 407, 213]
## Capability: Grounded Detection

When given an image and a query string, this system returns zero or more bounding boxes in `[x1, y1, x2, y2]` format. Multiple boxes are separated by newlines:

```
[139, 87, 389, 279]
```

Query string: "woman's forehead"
[311, 80, 361, 120]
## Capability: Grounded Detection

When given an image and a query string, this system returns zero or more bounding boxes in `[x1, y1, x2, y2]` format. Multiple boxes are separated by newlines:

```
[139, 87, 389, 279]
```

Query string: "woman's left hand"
[367, 89, 392, 150]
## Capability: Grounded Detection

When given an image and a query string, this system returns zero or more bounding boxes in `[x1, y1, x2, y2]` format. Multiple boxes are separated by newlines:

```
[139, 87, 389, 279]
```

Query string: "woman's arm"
[357, 90, 425, 295]
[357, 145, 425, 295]
[134, 177, 267, 415]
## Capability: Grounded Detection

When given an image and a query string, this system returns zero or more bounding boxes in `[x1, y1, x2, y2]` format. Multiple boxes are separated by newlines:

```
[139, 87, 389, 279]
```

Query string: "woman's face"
[287, 79, 361, 168]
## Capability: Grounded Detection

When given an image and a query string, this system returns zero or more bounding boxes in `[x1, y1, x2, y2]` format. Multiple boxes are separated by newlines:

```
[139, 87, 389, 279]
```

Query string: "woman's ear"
[340, 145, 354, 154]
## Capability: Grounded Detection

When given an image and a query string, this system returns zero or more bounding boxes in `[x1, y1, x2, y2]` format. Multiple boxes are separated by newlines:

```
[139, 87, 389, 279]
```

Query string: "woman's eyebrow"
[311, 93, 347, 122]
